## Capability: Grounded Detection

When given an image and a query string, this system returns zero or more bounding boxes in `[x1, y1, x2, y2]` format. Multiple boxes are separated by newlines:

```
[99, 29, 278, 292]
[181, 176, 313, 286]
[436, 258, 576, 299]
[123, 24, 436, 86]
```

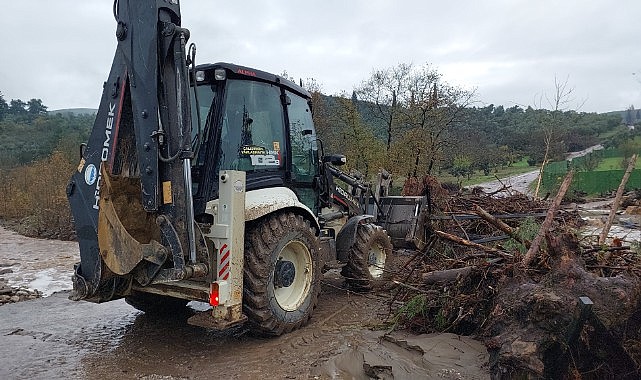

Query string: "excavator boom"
[67, 0, 196, 301]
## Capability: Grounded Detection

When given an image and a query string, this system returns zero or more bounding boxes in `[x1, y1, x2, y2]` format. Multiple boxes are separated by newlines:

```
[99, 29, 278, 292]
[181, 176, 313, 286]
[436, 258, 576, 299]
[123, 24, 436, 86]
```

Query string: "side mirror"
[79, 143, 87, 159]
[322, 154, 346, 166]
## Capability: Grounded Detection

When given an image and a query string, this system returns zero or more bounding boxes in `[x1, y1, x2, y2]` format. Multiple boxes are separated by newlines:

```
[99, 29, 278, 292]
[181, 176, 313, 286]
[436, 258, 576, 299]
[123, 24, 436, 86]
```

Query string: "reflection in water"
[81, 306, 270, 379]
[2, 278, 428, 379]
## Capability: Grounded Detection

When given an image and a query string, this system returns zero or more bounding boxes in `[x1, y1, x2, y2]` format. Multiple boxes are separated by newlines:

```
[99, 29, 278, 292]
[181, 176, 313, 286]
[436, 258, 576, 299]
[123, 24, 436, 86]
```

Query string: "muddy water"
[1, 277, 489, 379]
[0, 226, 78, 295]
[0, 226, 489, 379]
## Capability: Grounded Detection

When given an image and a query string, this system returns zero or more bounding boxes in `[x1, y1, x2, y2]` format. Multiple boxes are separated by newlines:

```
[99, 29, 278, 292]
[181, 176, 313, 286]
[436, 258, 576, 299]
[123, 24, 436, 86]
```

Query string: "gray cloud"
[4, 0, 640, 113]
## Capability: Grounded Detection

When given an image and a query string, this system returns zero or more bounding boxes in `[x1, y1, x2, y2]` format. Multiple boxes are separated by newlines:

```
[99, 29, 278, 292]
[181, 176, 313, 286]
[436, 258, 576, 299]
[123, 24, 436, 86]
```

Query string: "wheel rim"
[367, 242, 387, 279]
[273, 239, 313, 311]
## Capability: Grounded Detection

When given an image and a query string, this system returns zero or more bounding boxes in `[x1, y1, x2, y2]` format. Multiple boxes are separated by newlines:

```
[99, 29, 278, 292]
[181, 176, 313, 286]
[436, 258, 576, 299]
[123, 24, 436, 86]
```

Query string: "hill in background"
[49, 108, 97, 116]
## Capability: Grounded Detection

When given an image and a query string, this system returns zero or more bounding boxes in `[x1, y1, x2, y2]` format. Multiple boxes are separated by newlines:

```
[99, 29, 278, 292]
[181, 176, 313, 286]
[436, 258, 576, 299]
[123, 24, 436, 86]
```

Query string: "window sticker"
[239, 145, 267, 156]
[250, 154, 280, 166]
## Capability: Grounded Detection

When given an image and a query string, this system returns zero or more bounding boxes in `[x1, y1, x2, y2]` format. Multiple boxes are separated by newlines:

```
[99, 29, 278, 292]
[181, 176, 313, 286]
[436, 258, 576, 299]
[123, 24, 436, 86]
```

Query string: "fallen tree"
[388, 176, 641, 378]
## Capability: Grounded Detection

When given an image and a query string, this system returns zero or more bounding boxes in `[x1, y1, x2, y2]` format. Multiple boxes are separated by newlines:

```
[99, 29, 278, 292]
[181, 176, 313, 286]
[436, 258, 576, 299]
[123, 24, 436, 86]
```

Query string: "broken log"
[421, 266, 472, 284]
[521, 169, 574, 268]
[473, 204, 530, 248]
[433, 230, 513, 259]
[598, 154, 638, 245]
[582, 246, 631, 254]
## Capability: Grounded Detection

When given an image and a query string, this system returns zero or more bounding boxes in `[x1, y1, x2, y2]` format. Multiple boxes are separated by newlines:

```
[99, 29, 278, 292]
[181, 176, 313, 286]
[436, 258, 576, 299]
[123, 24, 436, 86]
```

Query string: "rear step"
[131, 279, 210, 301]
[131, 280, 248, 330]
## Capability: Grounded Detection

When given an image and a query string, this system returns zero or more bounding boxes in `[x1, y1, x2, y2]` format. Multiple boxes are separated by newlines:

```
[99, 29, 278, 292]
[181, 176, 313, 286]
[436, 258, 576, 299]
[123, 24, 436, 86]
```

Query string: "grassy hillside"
[0, 113, 92, 168]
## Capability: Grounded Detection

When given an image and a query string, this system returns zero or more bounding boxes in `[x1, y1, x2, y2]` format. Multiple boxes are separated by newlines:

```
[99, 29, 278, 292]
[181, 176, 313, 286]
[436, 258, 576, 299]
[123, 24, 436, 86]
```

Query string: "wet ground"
[0, 226, 489, 379]
[0, 226, 77, 296]
[576, 199, 641, 245]
[0, 280, 488, 379]
[0, 143, 632, 379]
[474, 170, 538, 195]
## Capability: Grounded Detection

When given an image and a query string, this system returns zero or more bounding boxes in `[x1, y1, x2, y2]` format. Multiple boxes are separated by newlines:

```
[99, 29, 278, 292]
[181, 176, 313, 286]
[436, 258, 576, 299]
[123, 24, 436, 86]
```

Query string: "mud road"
[0, 226, 489, 379]
[474, 170, 539, 195]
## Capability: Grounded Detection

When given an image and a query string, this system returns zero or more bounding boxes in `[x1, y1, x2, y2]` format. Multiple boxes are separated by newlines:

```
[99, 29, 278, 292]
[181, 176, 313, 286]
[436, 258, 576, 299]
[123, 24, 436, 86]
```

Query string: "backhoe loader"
[68, 0, 428, 335]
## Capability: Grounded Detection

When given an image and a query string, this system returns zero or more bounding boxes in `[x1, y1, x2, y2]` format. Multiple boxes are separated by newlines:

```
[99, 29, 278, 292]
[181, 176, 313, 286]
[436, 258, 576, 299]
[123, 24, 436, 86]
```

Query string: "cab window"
[217, 80, 286, 172]
[287, 91, 318, 183]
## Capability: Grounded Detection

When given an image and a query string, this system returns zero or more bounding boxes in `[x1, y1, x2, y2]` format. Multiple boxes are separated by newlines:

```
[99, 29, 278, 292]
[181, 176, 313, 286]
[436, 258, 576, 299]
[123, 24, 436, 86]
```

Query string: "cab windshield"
[217, 80, 286, 173]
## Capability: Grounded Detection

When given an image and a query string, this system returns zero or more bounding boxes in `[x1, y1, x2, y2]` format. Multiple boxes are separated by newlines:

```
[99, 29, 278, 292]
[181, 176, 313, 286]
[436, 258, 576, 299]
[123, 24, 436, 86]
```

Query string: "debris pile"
[389, 175, 641, 378]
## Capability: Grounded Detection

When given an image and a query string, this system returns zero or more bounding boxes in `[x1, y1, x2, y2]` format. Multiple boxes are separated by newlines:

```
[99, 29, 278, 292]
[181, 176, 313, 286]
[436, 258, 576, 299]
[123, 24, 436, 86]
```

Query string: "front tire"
[243, 212, 321, 336]
[341, 223, 393, 291]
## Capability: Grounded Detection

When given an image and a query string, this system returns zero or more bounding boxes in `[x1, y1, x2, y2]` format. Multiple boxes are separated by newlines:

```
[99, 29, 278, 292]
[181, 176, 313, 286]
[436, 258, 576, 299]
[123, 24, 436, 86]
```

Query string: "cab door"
[286, 91, 319, 212]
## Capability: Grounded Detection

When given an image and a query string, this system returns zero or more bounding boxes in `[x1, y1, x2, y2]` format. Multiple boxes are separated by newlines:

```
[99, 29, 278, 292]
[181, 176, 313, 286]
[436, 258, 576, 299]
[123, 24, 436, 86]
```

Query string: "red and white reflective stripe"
[218, 243, 230, 280]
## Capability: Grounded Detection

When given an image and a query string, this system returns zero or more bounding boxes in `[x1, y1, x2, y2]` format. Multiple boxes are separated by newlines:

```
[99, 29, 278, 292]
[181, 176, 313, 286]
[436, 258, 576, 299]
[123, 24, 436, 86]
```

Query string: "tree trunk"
[522, 169, 574, 267]
[422, 267, 472, 284]
[474, 205, 530, 248]
[434, 230, 512, 259]
[598, 154, 638, 245]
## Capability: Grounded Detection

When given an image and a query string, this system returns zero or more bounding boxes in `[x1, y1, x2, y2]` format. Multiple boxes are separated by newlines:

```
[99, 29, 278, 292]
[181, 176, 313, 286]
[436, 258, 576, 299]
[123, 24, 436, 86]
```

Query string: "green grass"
[503, 217, 541, 254]
[388, 157, 537, 193]
[439, 158, 537, 186]
[595, 157, 641, 171]
[597, 125, 628, 140]
[511, 157, 531, 168]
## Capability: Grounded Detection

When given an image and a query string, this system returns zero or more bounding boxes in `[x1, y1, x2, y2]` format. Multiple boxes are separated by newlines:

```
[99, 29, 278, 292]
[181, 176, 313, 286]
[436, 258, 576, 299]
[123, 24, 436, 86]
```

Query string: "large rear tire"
[243, 212, 321, 336]
[125, 291, 189, 315]
[341, 223, 393, 291]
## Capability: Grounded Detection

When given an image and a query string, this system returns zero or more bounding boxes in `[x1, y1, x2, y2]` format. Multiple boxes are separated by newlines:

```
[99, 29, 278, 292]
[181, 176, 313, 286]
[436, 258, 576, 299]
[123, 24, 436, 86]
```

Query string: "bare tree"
[356, 63, 412, 152]
[402, 75, 475, 175]
[533, 75, 585, 198]
[357, 63, 475, 177]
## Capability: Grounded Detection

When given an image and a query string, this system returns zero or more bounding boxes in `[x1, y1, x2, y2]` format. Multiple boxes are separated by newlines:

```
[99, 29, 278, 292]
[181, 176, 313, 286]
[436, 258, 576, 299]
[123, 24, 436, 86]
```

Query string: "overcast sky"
[3, 0, 641, 113]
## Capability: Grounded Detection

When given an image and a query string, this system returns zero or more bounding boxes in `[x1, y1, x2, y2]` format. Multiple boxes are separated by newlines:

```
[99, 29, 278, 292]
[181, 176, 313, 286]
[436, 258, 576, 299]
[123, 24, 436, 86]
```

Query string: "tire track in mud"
[0, 225, 392, 379]
[0, 227, 489, 379]
[0, 271, 393, 380]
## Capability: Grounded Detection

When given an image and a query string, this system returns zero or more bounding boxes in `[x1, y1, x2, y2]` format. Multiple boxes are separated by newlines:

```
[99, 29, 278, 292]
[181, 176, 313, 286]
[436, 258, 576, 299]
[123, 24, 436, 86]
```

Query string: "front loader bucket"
[373, 195, 430, 250]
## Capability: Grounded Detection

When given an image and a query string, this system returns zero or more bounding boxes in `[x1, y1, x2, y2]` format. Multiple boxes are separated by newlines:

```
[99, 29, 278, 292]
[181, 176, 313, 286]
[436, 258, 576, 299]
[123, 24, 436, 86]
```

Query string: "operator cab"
[189, 63, 319, 219]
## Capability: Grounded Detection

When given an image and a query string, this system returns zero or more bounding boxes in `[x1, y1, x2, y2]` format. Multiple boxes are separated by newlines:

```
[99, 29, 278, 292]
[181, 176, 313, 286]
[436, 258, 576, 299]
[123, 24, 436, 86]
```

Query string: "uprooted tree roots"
[388, 180, 641, 379]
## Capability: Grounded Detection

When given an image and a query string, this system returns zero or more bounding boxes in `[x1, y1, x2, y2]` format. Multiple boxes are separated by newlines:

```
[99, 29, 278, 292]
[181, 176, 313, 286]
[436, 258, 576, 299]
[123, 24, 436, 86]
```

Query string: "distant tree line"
[0, 91, 48, 122]
[0, 73, 631, 182]
[0, 91, 93, 167]
[0, 91, 94, 237]
[0, 75, 635, 236]
[303, 64, 625, 181]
